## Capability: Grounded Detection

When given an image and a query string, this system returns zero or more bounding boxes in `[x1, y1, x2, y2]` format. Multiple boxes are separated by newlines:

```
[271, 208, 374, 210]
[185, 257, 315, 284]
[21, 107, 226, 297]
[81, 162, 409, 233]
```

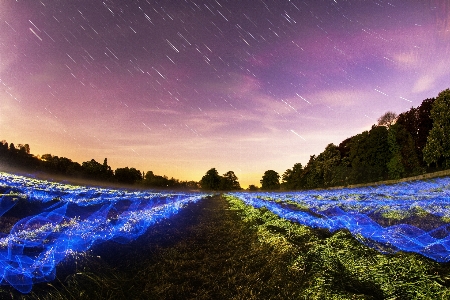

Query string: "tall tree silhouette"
[260, 170, 280, 190]
[220, 171, 241, 190]
[200, 168, 222, 190]
[424, 89, 450, 168]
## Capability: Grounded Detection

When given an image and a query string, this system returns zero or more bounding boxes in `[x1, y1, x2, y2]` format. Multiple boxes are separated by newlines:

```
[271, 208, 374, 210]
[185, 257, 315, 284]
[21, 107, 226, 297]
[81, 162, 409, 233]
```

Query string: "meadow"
[1, 171, 450, 299]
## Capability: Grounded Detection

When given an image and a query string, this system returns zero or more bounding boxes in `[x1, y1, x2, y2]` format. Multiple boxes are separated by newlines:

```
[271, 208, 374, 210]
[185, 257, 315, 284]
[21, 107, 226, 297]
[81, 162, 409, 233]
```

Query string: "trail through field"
[123, 194, 303, 299]
[4, 171, 450, 298]
[16, 195, 301, 299]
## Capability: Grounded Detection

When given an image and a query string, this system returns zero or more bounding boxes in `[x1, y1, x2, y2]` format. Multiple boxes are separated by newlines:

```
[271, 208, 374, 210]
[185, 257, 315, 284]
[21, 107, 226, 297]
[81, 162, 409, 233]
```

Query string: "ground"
[3, 195, 303, 299]
[3, 193, 450, 299]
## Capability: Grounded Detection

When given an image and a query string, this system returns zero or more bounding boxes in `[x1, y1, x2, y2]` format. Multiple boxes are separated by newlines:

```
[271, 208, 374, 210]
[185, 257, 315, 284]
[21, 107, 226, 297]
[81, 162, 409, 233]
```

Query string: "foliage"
[281, 163, 302, 190]
[2, 89, 450, 191]
[200, 168, 222, 190]
[226, 194, 450, 299]
[141, 171, 198, 189]
[276, 90, 445, 190]
[2, 173, 450, 298]
[303, 155, 324, 189]
[397, 97, 435, 165]
[0, 140, 38, 170]
[260, 170, 280, 190]
[231, 176, 450, 262]
[387, 124, 404, 179]
[247, 184, 259, 191]
[349, 126, 390, 183]
[395, 124, 423, 176]
[114, 167, 142, 184]
[0, 140, 196, 189]
[377, 111, 397, 127]
[220, 170, 241, 190]
[315, 143, 342, 187]
[82, 158, 115, 181]
[424, 89, 450, 168]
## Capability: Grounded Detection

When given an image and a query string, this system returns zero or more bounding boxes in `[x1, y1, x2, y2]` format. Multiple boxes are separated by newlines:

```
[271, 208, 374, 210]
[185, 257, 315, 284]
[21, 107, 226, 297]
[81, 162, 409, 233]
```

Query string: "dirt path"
[129, 194, 301, 299]
[14, 195, 301, 300]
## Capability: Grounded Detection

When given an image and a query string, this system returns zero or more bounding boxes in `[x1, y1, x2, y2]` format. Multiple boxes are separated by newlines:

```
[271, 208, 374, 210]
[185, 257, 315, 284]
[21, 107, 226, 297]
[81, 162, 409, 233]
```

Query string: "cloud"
[413, 75, 436, 93]
[199, 72, 262, 100]
[393, 51, 420, 69]
[412, 60, 450, 93]
[297, 89, 364, 107]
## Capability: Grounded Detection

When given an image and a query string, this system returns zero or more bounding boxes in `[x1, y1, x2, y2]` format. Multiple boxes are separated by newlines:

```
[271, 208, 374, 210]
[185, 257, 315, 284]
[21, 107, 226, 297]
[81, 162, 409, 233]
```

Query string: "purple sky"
[1, 1, 449, 188]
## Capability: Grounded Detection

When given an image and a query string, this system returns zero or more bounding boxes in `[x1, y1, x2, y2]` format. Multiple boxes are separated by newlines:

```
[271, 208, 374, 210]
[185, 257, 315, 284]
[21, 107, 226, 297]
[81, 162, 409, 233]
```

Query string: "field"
[1, 172, 450, 299]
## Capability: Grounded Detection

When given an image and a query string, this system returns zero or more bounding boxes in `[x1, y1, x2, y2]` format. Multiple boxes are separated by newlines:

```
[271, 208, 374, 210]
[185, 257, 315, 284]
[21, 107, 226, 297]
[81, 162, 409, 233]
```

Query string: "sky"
[1, 0, 449, 188]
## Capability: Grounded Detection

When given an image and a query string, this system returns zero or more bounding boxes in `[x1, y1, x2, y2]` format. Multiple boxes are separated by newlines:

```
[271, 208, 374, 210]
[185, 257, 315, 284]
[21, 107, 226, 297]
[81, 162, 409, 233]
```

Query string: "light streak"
[290, 129, 306, 140]
[0, 172, 209, 293]
[228, 176, 450, 263]
[166, 39, 179, 53]
[29, 28, 42, 41]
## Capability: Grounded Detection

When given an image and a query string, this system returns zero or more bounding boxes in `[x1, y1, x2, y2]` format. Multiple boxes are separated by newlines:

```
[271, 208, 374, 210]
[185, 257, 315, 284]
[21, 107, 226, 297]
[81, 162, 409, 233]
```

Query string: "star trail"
[1, 0, 449, 187]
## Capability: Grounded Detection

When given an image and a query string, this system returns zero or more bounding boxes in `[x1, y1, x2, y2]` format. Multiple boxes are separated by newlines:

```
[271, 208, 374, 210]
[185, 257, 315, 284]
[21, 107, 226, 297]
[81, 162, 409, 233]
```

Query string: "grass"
[0, 195, 304, 299]
[1, 194, 450, 299]
[226, 194, 450, 299]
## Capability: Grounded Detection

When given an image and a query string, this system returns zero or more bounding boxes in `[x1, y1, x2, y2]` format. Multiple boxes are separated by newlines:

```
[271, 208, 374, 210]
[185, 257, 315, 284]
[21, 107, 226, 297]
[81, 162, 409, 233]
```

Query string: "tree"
[220, 171, 241, 190]
[0, 140, 190, 186]
[338, 137, 352, 159]
[260, 170, 280, 190]
[144, 171, 156, 184]
[423, 89, 450, 168]
[200, 168, 222, 190]
[315, 143, 341, 187]
[0, 141, 8, 157]
[415, 98, 436, 162]
[301, 144, 347, 188]
[81, 158, 115, 180]
[303, 155, 323, 189]
[387, 124, 405, 179]
[377, 111, 397, 127]
[114, 167, 142, 184]
[281, 168, 293, 190]
[396, 98, 435, 166]
[82, 159, 105, 180]
[349, 126, 389, 184]
[17, 144, 30, 155]
[391, 123, 423, 177]
[281, 163, 303, 190]
[143, 171, 173, 187]
[102, 158, 114, 180]
[247, 185, 259, 191]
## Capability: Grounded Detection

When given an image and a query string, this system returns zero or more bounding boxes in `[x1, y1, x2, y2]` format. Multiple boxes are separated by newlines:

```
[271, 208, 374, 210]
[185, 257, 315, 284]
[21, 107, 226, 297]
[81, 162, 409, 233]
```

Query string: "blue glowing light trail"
[228, 177, 450, 263]
[2, 171, 450, 293]
[0, 172, 208, 293]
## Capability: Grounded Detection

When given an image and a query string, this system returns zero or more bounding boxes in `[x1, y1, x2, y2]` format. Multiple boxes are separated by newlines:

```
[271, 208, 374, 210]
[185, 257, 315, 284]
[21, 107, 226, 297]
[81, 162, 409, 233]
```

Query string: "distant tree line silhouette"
[199, 168, 241, 191]
[0, 143, 198, 189]
[256, 88, 450, 190]
[3, 88, 450, 191]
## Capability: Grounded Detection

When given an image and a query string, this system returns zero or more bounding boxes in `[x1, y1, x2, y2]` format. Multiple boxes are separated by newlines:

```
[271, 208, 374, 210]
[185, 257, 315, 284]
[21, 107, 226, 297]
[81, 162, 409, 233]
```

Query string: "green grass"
[0, 195, 306, 299]
[2, 194, 450, 299]
[225, 194, 450, 299]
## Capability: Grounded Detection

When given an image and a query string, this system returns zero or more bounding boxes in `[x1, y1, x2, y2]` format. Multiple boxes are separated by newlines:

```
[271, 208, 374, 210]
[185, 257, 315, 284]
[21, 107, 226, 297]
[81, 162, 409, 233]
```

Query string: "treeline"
[258, 88, 450, 190]
[3, 88, 449, 192]
[199, 168, 242, 191]
[0, 143, 198, 189]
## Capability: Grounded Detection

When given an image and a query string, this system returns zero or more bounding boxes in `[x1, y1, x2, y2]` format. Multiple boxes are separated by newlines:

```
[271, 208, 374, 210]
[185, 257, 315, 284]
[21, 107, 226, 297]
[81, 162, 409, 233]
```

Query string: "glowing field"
[0, 172, 207, 293]
[2, 172, 450, 295]
[229, 178, 450, 263]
